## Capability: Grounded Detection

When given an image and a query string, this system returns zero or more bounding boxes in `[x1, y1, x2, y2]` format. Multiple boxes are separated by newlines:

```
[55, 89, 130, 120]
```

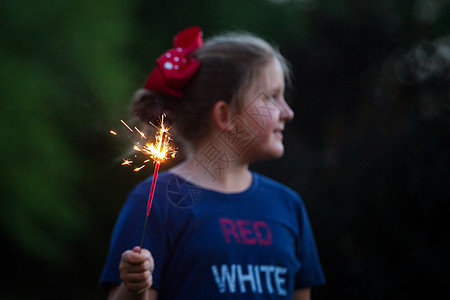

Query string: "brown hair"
[132, 32, 291, 146]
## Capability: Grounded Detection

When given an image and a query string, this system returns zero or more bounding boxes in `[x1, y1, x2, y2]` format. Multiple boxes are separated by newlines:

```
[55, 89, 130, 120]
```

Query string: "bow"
[144, 26, 203, 97]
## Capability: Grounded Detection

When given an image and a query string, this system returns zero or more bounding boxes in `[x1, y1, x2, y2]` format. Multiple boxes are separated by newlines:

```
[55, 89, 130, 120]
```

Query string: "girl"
[100, 26, 325, 300]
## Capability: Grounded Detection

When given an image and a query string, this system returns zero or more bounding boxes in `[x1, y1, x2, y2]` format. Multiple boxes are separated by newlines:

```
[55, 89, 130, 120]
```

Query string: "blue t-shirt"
[100, 171, 325, 299]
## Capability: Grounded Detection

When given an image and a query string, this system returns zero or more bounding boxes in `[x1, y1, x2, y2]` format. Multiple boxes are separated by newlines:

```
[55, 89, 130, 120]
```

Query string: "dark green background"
[1, 0, 449, 298]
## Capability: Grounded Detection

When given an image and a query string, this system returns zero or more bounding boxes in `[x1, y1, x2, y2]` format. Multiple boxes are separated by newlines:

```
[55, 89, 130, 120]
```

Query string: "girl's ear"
[212, 100, 233, 131]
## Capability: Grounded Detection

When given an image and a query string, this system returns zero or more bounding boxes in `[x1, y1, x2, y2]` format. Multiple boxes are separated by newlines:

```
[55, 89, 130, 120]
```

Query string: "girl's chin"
[271, 141, 285, 156]
[259, 145, 285, 161]
[272, 148, 285, 159]
[243, 141, 285, 162]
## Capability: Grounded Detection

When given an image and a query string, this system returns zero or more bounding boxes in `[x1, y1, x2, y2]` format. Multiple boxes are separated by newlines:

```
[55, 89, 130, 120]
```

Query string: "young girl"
[100, 26, 325, 300]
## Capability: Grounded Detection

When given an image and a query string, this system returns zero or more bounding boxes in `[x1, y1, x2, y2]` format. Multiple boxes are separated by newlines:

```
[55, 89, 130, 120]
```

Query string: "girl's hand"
[119, 246, 154, 294]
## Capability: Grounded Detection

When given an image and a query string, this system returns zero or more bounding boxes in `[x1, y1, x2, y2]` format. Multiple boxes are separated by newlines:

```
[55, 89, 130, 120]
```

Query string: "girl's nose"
[280, 100, 294, 122]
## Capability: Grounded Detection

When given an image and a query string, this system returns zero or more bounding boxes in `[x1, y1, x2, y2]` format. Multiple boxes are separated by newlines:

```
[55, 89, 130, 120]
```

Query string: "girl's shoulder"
[253, 172, 301, 200]
[252, 172, 309, 220]
[253, 172, 299, 197]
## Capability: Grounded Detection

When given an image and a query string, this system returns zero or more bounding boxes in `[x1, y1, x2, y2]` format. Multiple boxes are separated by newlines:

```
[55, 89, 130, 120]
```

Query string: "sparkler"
[110, 115, 176, 248]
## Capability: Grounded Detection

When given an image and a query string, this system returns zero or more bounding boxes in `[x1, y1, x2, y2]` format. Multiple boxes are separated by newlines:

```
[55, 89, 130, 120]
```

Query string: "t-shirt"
[100, 171, 325, 299]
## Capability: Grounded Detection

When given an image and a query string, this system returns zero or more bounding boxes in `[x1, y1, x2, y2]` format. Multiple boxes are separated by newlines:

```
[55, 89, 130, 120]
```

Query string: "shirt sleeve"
[294, 198, 326, 289]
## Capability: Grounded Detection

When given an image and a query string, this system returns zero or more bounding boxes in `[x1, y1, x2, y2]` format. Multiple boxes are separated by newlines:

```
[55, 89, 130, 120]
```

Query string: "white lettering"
[274, 266, 288, 296]
[260, 265, 275, 294]
[254, 265, 263, 293]
[237, 264, 256, 293]
[211, 264, 287, 295]
[211, 264, 237, 293]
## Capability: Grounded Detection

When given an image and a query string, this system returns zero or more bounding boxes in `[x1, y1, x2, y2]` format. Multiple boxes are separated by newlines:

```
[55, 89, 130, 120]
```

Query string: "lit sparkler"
[110, 115, 176, 248]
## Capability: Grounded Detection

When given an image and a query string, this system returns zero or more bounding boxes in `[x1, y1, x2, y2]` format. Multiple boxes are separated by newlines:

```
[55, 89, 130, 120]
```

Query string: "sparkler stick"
[138, 122, 171, 248]
[139, 130, 167, 248]
[139, 161, 159, 248]
[111, 115, 175, 249]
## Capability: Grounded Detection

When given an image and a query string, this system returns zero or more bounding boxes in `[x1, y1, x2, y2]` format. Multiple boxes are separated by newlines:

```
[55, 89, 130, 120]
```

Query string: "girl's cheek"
[237, 96, 281, 139]
[269, 101, 282, 120]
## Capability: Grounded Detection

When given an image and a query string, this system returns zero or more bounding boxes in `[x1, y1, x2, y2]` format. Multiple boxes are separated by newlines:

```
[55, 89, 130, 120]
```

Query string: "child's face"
[238, 58, 294, 162]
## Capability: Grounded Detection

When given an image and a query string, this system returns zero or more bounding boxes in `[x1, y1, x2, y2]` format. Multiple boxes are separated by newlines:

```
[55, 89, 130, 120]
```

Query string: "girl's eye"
[261, 92, 281, 103]
[265, 95, 276, 102]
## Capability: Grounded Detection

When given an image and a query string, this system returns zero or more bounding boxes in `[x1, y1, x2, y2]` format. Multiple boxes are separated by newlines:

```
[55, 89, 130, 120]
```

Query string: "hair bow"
[144, 26, 203, 97]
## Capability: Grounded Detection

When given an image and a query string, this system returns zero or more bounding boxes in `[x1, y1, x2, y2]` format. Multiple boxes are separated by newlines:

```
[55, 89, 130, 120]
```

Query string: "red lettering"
[253, 221, 272, 245]
[219, 218, 273, 246]
[236, 220, 257, 245]
[219, 218, 241, 243]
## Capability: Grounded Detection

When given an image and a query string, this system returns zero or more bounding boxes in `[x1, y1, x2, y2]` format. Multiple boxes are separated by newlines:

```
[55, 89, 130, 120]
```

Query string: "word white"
[211, 264, 287, 296]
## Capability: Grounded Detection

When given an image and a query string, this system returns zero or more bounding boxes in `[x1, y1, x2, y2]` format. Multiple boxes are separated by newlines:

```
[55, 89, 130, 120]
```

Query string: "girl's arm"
[108, 283, 158, 300]
[293, 288, 311, 300]
[108, 285, 158, 300]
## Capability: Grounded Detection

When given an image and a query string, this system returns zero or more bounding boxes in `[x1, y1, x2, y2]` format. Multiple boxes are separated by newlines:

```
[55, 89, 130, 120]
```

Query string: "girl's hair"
[132, 32, 291, 146]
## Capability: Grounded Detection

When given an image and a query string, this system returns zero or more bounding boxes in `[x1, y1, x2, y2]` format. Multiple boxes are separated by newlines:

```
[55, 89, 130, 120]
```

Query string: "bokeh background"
[1, 0, 449, 298]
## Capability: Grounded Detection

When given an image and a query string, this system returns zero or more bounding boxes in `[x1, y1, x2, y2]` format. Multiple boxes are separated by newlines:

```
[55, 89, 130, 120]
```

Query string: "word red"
[219, 218, 272, 246]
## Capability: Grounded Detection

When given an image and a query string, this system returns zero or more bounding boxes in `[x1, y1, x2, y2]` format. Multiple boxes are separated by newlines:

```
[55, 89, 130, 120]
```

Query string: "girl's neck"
[170, 144, 253, 194]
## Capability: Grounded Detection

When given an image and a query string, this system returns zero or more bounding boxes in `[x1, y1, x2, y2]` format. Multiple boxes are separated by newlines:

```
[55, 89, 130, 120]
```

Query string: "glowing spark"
[140, 115, 176, 164]
[121, 120, 133, 132]
[121, 159, 132, 166]
[111, 115, 176, 172]
[134, 165, 145, 172]
[135, 127, 147, 139]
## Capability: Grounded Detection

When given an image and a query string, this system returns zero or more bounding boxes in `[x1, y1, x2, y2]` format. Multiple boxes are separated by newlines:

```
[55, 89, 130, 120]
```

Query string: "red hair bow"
[144, 26, 203, 97]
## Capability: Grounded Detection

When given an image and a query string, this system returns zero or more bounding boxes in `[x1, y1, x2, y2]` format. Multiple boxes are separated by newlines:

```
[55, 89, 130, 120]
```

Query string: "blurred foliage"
[0, 0, 449, 298]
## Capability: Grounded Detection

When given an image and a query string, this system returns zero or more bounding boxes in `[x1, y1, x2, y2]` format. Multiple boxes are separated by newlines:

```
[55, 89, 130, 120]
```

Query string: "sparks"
[121, 159, 132, 165]
[135, 127, 147, 139]
[111, 115, 177, 248]
[134, 165, 145, 172]
[121, 119, 133, 132]
[140, 115, 175, 164]
[110, 115, 176, 172]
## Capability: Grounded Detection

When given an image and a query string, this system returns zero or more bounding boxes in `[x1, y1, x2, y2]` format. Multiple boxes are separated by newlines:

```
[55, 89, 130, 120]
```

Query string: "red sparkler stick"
[140, 161, 160, 248]
[146, 161, 160, 215]
[139, 129, 167, 248]
[112, 116, 174, 249]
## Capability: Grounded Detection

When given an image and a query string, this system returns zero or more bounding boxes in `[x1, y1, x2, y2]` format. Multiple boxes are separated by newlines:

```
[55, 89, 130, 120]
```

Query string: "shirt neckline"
[166, 171, 259, 199]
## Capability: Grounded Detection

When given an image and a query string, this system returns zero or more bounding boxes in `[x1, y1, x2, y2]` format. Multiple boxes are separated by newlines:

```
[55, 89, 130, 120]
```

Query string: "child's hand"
[119, 246, 154, 294]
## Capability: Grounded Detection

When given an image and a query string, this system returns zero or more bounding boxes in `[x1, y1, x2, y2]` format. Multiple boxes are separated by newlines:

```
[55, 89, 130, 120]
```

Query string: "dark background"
[1, 0, 449, 298]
